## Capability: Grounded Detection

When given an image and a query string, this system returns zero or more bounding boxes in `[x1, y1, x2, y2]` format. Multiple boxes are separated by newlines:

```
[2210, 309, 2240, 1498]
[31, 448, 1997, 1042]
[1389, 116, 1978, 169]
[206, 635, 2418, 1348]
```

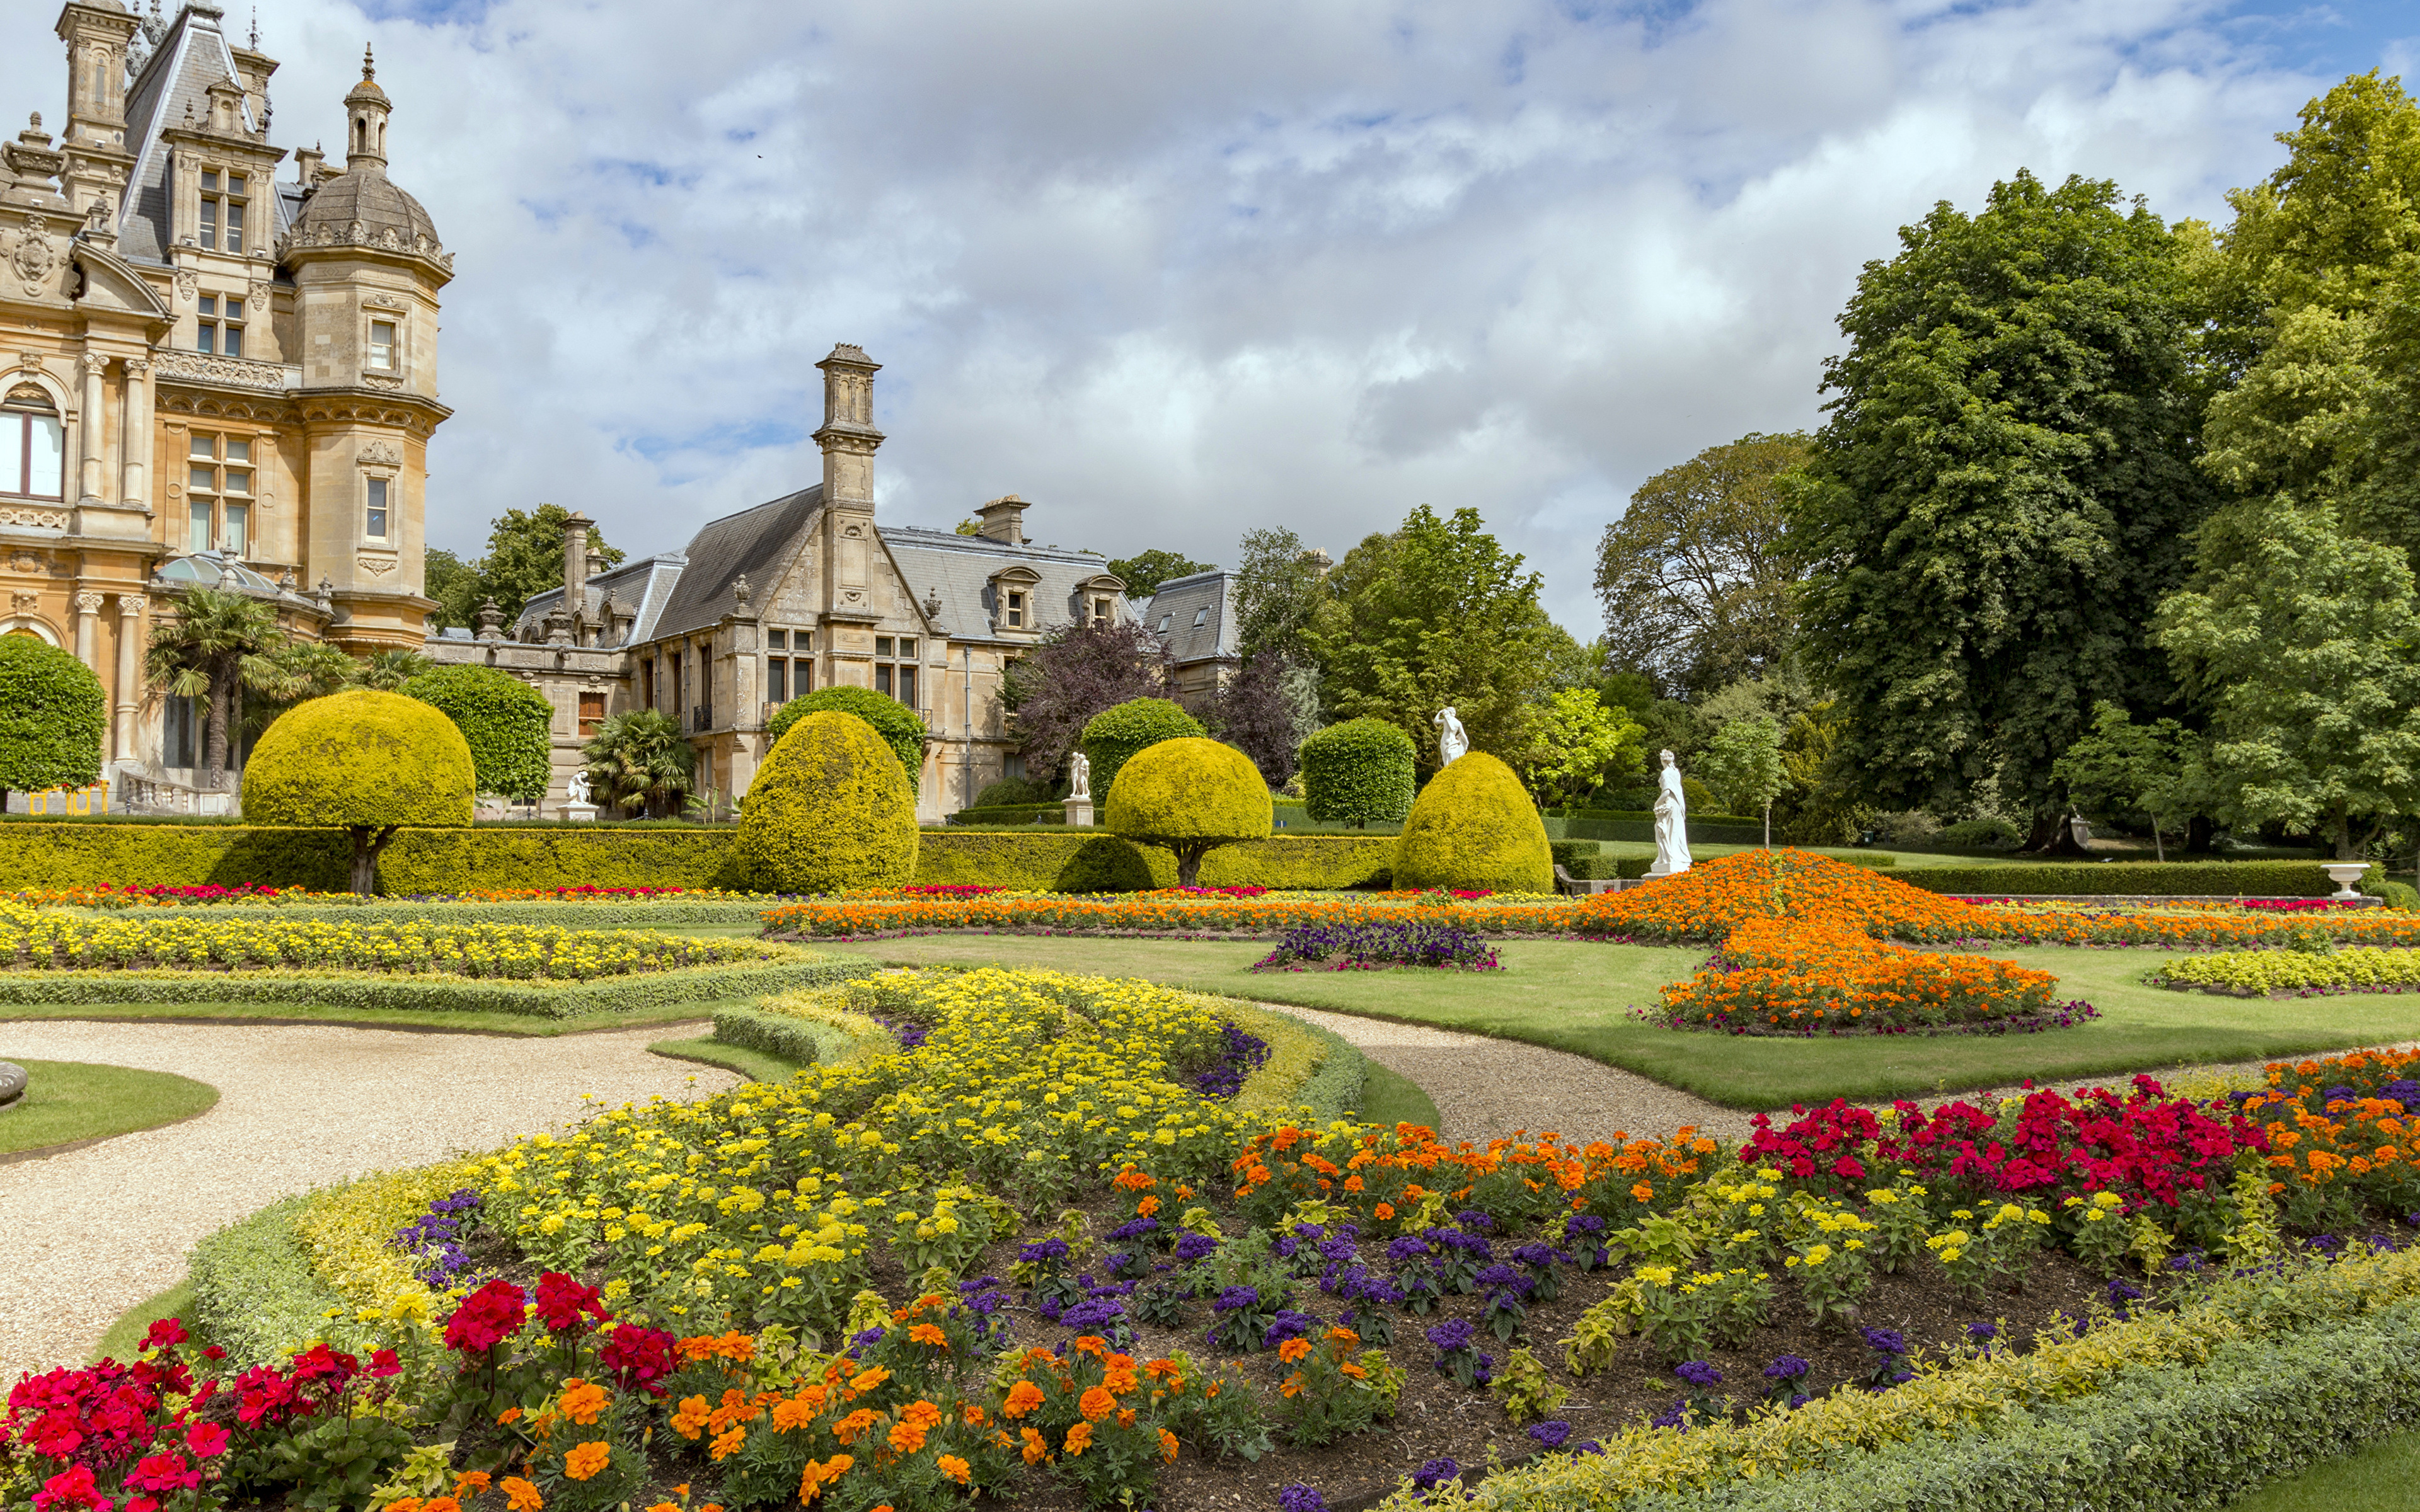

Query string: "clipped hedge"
[734, 711, 919, 892]
[1105, 737, 1273, 886]
[1080, 697, 1205, 799]
[0, 956, 880, 1020]
[1299, 718, 1417, 828]
[400, 664, 553, 803]
[912, 831, 1394, 891]
[945, 803, 1068, 826]
[1900, 859, 2341, 897]
[1394, 752, 1553, 893]
[187, 1194, 380, 1369]
[0, 823, 351, 890]
[1226, 1002, 1366, 1125]
[712, 997, 900, 1070]
[377, 827, 743, 893]
[766, 687, 927, 794]
[0, 634, 105, 798]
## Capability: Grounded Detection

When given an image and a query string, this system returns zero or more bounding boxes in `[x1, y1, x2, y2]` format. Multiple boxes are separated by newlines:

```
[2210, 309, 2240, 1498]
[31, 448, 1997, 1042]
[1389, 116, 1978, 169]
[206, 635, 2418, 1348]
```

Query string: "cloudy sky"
[9, 1, 2417, 631]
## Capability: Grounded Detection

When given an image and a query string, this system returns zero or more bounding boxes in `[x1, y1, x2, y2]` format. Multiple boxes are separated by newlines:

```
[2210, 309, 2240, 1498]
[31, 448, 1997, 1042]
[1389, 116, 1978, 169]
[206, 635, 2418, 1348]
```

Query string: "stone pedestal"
[561, 801, 601, 823]
[1063, 796, 1094, 828]
[2324, 862, 2372, 900]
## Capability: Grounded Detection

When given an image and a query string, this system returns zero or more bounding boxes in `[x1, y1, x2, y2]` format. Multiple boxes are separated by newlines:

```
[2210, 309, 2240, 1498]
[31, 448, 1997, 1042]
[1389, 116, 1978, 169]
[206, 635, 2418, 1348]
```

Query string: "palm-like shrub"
[581, 709, 694, 817]
[735, 711, 919, 891]
[1081, 697, 1206, 799]
[0, 637, 105, 807]
[145, 587, 285, 784]
[1299, 718, 1416, 827]
[1104, 736, 1272, 887]
[403, 664, 555, 802]
[241, 689, 474, 893]
[767, 687, 926, 794]
[1393, 752, 1552, 893]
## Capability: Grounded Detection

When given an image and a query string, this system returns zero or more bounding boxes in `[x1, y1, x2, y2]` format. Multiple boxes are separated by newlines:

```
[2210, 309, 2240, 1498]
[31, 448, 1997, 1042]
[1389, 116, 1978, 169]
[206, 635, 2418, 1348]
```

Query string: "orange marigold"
[562, 1443, 611, 1482]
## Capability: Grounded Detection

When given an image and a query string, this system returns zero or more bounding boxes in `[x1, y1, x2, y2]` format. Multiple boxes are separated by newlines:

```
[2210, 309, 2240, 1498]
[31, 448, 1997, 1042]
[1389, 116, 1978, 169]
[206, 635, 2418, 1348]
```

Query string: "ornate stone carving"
[360, 375, 403, 391]
[77, 352, 107, 380]
[8, 551, 42, 573]
[173, 268, 197, 302]
[123, 357, 150, 378]
[357, 440, 401, 467]
[11, 222, 55, 295]
[246, 280, 270, 312]
[10, 591, 38, 612]
[0, 507, 69, 530]
[356, 554, 396, 577]
[362, 292, 408, 311]
[72, 590, 105, 614]
[116, 593, 146, 617]
[151, 350, 296, 392]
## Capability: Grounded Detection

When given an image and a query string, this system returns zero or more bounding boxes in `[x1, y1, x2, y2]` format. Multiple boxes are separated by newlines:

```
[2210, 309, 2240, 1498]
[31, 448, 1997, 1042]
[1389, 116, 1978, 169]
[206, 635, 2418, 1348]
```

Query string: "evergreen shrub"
[400, 663, 553, 802]
[1102, 736, 1274, 886]
[0, 636, 105, 801]
[241, 690, 475, 893]
[1299, 718, 1416, 827]
[1080, 697, 1205, 799]
[735, 711, 919, 892]
[973, 776, 1053, 808]
[766, 687, 927, 793]
[1901, 859, 2341, 897]
[1393, 752, 1553, 894]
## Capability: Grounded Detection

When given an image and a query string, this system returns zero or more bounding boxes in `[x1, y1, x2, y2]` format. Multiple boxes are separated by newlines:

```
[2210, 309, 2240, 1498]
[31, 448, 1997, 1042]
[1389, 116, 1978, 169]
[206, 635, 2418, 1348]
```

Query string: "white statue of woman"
[1435, 706, 1470, 766]
[1068, 751, 1091, 799]
[568, 769, 592, 805]
[1650, 748, 1691, 877]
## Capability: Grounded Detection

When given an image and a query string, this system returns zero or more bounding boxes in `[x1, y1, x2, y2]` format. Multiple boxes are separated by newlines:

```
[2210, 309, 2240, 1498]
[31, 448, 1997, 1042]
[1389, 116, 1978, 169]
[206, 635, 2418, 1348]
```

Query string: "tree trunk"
[2151, 821, 2165, 863]
[201, 666, 231, 787]
[2023, 810, 2089, 857]
[1763, 800, 1772, 849]
[1176, 843, 1207, 888]
[349, 825, 397, 895]
[226, 679, 245, 779]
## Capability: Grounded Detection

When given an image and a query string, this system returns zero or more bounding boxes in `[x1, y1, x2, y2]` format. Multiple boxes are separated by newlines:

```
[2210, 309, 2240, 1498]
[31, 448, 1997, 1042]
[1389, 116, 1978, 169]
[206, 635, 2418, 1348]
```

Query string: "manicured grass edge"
[1355, 1060, 1442, 1132]
[652, 1034, 811, 1085]
[89, 1279, 196, 1365]
[0, 1060, 221, 1161]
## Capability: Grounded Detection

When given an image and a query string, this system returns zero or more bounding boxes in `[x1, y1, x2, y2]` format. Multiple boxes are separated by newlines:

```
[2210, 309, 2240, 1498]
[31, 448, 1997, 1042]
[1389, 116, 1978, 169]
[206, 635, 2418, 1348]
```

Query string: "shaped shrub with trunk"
[766, 686, 927, 794]
[1104, 736, 1272, 886]
[400, 663, 553, 802]
[735, 710, 919, 892]
[1393, 751, 1552, 894]
[1299, 717, 1416, 827]
[0, 636, 105, 808]
[241, 689, 474, 893]
[1081, 697, 1206, 800]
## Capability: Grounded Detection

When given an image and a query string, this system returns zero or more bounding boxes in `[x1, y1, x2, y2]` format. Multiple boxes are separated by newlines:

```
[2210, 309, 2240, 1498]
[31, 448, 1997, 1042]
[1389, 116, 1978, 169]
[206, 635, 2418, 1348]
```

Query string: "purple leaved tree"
[1212, 652, 1317, 788]
[1003, 622, 1175, 781]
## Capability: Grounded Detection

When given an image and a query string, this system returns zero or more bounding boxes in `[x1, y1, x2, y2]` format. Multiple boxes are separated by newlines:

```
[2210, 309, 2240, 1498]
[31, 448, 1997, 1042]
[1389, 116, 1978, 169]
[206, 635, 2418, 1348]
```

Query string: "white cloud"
[0, 0, 2385, 628]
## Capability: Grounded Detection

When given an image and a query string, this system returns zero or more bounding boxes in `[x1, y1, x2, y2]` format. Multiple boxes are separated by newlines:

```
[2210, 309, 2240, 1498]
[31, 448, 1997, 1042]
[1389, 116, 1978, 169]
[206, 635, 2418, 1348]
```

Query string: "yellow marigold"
[562, 1442, 611, 1482]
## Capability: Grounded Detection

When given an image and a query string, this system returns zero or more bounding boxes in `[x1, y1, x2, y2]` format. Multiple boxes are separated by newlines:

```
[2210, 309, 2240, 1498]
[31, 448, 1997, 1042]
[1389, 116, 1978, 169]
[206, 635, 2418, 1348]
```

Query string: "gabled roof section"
[514, 553, 688, 643]
[117, 3, 260, 266]
[647, 486, 823, 641]
[1142, 570, 1238, 666]
[882, 525, 1138, 644]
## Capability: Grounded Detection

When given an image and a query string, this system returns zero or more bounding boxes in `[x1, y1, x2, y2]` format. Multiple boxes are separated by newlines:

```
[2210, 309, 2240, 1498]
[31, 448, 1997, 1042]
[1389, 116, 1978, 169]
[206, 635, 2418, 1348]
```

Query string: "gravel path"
[0, 1021, 737, 1385]
[1252, 1001, 1760, 1147]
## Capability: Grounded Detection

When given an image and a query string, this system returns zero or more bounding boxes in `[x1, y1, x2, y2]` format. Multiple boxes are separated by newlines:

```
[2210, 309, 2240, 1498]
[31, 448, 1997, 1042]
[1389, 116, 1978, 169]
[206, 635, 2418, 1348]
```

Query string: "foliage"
[1232, 527, 1332, 662]
[241, 691, 474, 893]
[579, 708, 693, 818]
[1787, 170, 2221, 831]
[1598, 432, 1807, 696]
[1005, 623, 1176, 782]
[1080, 696, 1206, 799]
[1305, 506, 1557, 775]
[1392, 752, 1553, 894]
[146, 586, 287, 782]
[1515, 688, 1647, 808]
[1696, 716, 1790, 848]
[422, 546, 480, 633]
[974, 776, 1054, 808]
[1211, 653, 1320, 788]
[1299, 718, 1417, 828]
[766, 686, 928, 795]
[735, 711, 919, 893]
[401, 665, 553, 803]
[1105, 548, 1214, 599]
[2153, 501, 2420, 857]
[355, 650, 435, 692]
[440, 503, 625, 631]
[1103, 737, 1274, 886]
[2051, 701, 2198, 859]
[0, 636, 104, 803]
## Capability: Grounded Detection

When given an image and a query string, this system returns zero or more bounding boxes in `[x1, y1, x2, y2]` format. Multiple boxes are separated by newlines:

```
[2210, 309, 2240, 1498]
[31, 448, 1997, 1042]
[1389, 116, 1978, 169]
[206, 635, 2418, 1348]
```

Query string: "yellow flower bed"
[2157, 944, 2420, 995]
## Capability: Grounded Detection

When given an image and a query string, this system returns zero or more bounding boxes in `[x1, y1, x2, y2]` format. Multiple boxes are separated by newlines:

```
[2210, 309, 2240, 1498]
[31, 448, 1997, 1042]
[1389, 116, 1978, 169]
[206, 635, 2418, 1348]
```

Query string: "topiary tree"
[1393, 752, 1553, 893]
[401, 664, 554, 803]
[1103, 736, 1272, 886]
[241, 689, 475, 893]
[1081, 697, 1206, 799]
[767, 687, 928, 794]
[0, 636, 105, 810]
[735, 710, 919, 892]
[1299, 718, 1416, 828]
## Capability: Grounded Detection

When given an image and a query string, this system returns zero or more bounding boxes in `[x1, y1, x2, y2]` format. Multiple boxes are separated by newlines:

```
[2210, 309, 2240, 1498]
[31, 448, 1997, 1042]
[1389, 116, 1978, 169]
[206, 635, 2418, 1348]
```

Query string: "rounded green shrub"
[1393, 752, 1553, 894]
[975, 775, 1053, 808]
[1081, 697, 1205, 799]
[767, 687, 927, 794]
[242, 689, 475, 893]
[400, 663, 554, 802]
[735, 710, 918, 892]
[1103, 736, 1272, 886]
[1299, 718, 1416, 827]
[0, 636, 105, 803]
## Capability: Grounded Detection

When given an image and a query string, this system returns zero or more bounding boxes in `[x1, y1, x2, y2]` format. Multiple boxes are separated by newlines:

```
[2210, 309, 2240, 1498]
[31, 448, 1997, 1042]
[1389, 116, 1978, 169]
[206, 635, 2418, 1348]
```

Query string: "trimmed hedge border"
[712, 1002, 901, 1068]
[186, 1194, 379, 1370]
[199, 900, 787, 927]
[911, 832, 1394, 891]
[0, 957, 880, 1020]
[1226, 1002, 1366, 1126]
[1901, 859, 2342, 897]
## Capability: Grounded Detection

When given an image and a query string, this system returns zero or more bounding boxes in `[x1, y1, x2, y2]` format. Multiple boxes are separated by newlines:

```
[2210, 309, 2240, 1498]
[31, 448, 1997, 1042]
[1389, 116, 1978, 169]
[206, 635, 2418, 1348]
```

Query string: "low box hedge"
[1549, 813, 1770, 845]
[913, 832, 1394, 891]
[1900, 859, 2340, 897]
[712, 1003, 900, 1068]
[207, 900, 785, 927]
[943, 803, 1068, 825]
[376, 828, 747, 892]
[0, 822, 350, 890]
[1226, 1002, 1366, 1125]
[187, 1194, 380, 1370]
[0, 956, 879, 1019]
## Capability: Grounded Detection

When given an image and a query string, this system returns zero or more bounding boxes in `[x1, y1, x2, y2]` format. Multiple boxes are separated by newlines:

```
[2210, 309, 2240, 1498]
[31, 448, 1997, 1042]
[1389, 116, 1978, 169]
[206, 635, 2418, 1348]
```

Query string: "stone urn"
[0, 1062, 25, 1112]
[2323, 862, 2372, 900]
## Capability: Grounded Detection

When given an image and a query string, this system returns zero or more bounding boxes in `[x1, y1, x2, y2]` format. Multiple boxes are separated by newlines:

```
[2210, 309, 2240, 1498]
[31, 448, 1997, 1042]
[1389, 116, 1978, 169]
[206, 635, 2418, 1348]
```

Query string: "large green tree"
[432, 505, 625, 631]
[1105, 548, 1214, 600]
[1231, 527, 1331, 660]
[0, 638, 105, 808]
[1305, 505, 1555, 773]
[1787, 169, 2221, 844]
[1598, 432, 1806, 696]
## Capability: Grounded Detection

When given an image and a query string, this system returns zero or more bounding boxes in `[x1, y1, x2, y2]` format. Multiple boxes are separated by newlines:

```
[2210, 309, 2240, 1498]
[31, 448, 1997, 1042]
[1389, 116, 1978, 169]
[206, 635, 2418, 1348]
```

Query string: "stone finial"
[923, 584, 942, 617]
[361, 44, 375, 81]
[475, 595, 502, 640]
[732, 574, 752, 609]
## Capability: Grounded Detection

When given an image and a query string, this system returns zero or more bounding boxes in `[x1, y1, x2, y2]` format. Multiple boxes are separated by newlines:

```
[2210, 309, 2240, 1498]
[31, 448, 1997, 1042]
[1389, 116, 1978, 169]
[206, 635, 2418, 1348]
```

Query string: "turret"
[343, 45, 388, 172]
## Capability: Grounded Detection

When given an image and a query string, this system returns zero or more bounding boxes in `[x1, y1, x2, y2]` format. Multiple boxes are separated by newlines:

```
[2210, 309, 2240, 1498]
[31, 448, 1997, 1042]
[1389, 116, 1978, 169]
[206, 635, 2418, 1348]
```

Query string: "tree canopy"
[1231, 527, 1331, 662]
[430, 505, 625, 631]
[0, 637, 105, 805]
[1002, 622, 1173, 782]
[1105, 549, 1214, 600]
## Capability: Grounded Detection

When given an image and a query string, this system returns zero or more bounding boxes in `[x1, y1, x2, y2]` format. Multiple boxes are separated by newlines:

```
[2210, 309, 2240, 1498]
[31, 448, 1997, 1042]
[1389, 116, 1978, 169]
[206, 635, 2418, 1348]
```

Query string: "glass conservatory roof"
[155, 554, 284, 594]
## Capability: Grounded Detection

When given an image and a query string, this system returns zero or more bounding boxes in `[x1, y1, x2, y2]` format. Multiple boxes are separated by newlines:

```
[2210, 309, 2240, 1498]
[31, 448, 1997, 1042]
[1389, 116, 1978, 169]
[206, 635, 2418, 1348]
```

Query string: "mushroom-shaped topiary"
[735, 710, 919, 893]
[1392, 752, 1552, 894]
[1103, 736, 1272, 888]
[400, 663, 554, 803]
[0, 636, 106, 810]
[767, 686, 928, 794]
[1299, 718, 1417, 828]
[1081, 697, 1206, 801]
[242, 689, 475, 893]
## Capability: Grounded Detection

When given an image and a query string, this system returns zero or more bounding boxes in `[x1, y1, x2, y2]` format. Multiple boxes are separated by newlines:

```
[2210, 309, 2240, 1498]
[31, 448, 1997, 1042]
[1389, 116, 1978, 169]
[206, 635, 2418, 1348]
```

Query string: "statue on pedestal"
[1649, 749, 1691, 877]
[568, 769, 592, 805]
[1068, 751, 1091, 800]
[1435, 706, 1469, 767]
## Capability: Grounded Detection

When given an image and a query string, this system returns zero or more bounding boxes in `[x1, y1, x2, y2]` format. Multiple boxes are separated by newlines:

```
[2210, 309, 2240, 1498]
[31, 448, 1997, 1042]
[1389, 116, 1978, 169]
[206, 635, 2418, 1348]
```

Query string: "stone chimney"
[294, 141, 322, 185]
[560, 508, 591, 625]
[973, 495, 1027, 545]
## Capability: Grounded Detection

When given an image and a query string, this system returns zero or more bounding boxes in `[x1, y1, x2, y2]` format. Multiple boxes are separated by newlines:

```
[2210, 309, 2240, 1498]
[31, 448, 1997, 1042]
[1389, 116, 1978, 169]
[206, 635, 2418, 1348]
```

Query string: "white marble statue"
[1435, 706, 1470, 767]
[567, 769, 593, 806]
[1068, 751, 1091, 800]
[1650, 748, 1691, 877]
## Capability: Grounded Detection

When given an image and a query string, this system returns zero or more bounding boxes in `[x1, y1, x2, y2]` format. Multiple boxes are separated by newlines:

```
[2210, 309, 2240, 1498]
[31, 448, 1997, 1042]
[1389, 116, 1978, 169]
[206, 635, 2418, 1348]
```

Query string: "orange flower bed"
[2233, 1048, 2420, 1227]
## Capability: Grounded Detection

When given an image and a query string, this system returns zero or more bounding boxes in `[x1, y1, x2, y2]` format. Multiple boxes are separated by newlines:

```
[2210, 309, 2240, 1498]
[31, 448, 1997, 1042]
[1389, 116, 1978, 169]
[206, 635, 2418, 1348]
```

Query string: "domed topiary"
[243, 689, 475, 893]
[400, 663, 554, 802]
[1393, 752, 1552, 894]
[1299, 718, 1416, 828]
[1081, 697, 1206, 799]
[735, 711, 919, 892]
[767, 687, 928, 794]
[1104, 736, 1272, 887]
[0, 636, 105, 808]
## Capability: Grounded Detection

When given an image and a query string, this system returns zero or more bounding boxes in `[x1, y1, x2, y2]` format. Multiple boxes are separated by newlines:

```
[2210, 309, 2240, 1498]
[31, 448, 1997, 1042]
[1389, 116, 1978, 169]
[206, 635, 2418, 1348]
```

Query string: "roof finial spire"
[249, 8, 258, 49]
[362, 44, 375, 81]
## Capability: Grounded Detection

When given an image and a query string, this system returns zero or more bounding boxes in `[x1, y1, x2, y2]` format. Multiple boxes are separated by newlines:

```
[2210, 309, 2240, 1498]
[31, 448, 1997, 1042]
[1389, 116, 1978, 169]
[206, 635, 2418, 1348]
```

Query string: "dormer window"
[1090, 595, 1111, 627]
[1157, 614, 1170, 633]
[198, 169, 246, 253]
[1005, 590, 1026, 628]
[1, 387, 64, 501]
[1192, 607, 1208, 627]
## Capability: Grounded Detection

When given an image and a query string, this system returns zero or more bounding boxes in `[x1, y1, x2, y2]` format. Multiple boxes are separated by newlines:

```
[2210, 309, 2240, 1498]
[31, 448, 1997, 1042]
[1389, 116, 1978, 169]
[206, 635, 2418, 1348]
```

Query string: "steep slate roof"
[514, 553, 688, 643]
[646, 486, 821, 641]
[881, 525, 1132, 644]
[1141, 570, 1237, 666]
[117, 4, 279, 267]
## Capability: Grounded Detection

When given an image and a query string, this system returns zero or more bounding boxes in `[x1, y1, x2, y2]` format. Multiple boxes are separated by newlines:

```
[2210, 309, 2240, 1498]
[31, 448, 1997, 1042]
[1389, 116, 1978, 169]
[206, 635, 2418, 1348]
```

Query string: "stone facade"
[1139, 569, 1240, 718]
[421, 347, 1138, 824]
[0, 1, 447, 798]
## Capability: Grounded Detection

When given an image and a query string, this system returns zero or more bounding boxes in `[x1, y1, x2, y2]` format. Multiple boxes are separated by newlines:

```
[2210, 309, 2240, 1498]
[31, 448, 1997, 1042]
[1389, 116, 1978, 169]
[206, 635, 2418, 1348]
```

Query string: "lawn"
[812, 935, 2420, 1110]
[2221, 1427, 2420, 1510]
[0, 1058, 220, 1157]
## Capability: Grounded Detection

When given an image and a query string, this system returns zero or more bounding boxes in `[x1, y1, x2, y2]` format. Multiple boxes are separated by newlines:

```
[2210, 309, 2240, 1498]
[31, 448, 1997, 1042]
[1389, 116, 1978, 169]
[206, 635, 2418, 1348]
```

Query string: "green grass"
[0, 1059, 219, 1155]
[648, 1035, 810, 1084]
[2220, 1426, 2420, 1509]
[814, 936, 2420, 1111]
[0, 998, 753, 1037]
[89, 1280, 195, 1364]
[1355, 1060, 1441, 1130]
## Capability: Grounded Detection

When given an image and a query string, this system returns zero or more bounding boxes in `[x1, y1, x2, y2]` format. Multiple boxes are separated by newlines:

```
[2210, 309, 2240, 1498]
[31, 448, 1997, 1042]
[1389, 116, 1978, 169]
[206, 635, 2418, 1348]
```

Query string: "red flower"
[534, 1272, 610, 1336]
[444, 1279, 529, 1354]
[138, 1319, 187, 1355]
[183, 1421, 229, 1459]
[369, 1350, 401, 1380]
[599, 1324, 679, 1396]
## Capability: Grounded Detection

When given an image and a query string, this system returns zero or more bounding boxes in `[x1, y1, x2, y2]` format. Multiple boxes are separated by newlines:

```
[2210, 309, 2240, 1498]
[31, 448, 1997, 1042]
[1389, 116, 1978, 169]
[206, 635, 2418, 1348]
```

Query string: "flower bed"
[1252, 920, 1502, 972]
[2154, 944, 2420, 996]
[6, 883, 768, 909]
[759, 890, 1587, 940]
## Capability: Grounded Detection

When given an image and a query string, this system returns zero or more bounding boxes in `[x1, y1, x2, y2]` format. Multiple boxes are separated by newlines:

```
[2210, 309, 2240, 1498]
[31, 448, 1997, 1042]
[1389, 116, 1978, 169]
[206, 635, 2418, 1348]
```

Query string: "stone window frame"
[362, 297, 413, 381]
[190, 162, 253, 255]
[0, 381, 67, 502]
[360, 456, 400, 543]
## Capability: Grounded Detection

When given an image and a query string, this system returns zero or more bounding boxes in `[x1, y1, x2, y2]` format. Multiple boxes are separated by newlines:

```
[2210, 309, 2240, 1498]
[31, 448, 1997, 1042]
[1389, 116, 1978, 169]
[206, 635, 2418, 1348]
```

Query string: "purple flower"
[1966, 1321, 1997, 1344]
[1279, 1487, 1327, 1512]
[1509, 1243, 1560, 1270]
[1108, 1217, 1160, 1242]
[850, 1326, 887, 1348]
[1763, 1354, 1809, 1380]
[1412, 1458, 1460, 1491]
[1425, 1318, 1476, 1353]
[1456, 1210, 1494, 1234]
[1387, 1236, 1431, 1264]
[1675, 1360, 1722, 1388]
[1527, 1420, 1571, 1449]
[1264, 1309, 1319, 1349]
[1861, 1327, 1904, 1356]
[1473, 1264, 1530, 1295]
[1059, 1299, 1126, 1331]
[1019, 1238, 1069, 1264]
[1214, 1286, 1261, 1312]
[1174, 1232, 1219, 1263]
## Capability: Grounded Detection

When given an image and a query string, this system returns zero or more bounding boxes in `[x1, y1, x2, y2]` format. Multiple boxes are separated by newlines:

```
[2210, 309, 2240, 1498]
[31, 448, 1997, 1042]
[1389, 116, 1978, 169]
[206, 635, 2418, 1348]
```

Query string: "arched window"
[0, 386, 64, 500]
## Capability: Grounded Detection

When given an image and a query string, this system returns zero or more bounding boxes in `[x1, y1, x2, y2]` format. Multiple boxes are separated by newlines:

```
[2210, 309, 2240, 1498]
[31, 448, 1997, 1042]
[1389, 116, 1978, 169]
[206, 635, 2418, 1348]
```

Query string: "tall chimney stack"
[561, 508, 591, 624]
